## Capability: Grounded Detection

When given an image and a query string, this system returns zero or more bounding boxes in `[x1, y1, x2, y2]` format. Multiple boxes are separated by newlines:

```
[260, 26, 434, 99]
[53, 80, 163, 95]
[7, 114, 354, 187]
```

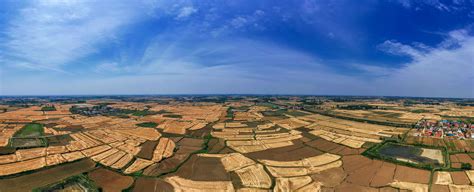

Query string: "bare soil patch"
[370, 162, 396, 187]
[450, 171, 470, 185]
[136, 140, 158, 160]
[172, 155, 230, 181]
[178, 138, 203, 147]
[341, 155, 373, 173]
[393, 165, 430, 184]
[306, 138, 341, 152]
[246, 143, 322, 161]
[143, 153, 190, 176]
[334, 182, 378, 192]
[132, 177, 174, 192]
[310, 167, 347, 187]
[431, 184, 450, 192]
[88, 168, 134, 192]
[345, 160, 383, 187]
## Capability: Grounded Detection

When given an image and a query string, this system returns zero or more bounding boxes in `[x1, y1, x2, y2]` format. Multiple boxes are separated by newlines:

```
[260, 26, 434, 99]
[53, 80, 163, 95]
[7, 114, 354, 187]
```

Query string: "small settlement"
[414, 119, 474, 139]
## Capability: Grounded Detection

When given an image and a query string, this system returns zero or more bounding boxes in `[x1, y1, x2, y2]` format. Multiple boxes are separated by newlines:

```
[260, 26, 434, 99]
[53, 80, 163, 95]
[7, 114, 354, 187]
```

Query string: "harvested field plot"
[394, 165, 431, 184]
[165, 176, 235, 191]
[0, 159, 95, 191]
[233, 164, 271, 188]
[275, 176, 321, 192]
[0, 97, 471, 191]
[300, 113, 405, 148]
[124, 158, 154, 174]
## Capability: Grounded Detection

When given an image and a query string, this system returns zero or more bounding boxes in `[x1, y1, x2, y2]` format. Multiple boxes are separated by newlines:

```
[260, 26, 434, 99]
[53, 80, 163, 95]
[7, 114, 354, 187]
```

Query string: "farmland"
[0, 95, 472, 191]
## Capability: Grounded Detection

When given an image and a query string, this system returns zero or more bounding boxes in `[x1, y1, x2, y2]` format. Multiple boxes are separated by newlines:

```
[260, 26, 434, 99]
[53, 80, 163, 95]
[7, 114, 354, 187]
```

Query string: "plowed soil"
[394, 165, 430, 184]
[136, 140, 158, 160]
[310, 167, 346, 187]
[431, 184, 450, 192]
[143, 153, 190, 176]
[345, 160, 383, 186]
[341, 155, 373, 173]
[370, 162, 396, 187]
[88, 168, 134, 192]
[172, 155, 230, 181]
[450, 171, 470, 185]
[133, 177, 174, 192]
[246, 143, 322, 161]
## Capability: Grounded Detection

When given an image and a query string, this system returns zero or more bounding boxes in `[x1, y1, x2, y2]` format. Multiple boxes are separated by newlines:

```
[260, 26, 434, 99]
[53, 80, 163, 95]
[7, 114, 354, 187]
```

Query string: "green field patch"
[11, 138, 47, 148]
[11, 123, 47, 148]
[33, 174, 99, 192]
[156, 110, 172, 114]
[0, 146, 16, 155]
[258, 102, 279, 109]
[136, 122, 158, 128]
[284, 110, 310, 117]
[14, 123, 44, 138]
[411, 109, 430, 113]
[131, 110, 160, 116]
[262, 109, 288, 117]
[163, 114, 182, 118]
[40, 106, 56, 111]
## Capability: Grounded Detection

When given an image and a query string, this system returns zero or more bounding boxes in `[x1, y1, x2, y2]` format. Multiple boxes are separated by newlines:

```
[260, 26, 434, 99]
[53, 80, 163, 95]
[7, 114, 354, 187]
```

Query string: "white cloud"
[1, 0, 144, 71]
[94, 62, 121, 73]
[2, 30, 473, 97]
[378, 40, 427, 58]
[393, 0, 471, 12]
[372, 28, 474, 98]
[175, 6, 197, 19]
[230, 17, 248, 28]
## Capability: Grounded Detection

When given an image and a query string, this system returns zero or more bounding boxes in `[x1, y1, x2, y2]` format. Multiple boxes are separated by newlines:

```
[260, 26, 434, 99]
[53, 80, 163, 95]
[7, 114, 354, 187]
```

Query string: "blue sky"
[0, 0, 473, 98]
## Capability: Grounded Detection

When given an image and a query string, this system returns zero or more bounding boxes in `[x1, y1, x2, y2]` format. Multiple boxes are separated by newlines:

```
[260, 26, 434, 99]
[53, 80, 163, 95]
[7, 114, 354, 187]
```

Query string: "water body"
[378, 143, 441, 165]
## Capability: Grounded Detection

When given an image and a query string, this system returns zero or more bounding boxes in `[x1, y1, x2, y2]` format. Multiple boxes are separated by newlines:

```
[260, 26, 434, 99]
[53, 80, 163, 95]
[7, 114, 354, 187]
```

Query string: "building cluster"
[414, 119, 474, 139]
[69, 104, 121, 116]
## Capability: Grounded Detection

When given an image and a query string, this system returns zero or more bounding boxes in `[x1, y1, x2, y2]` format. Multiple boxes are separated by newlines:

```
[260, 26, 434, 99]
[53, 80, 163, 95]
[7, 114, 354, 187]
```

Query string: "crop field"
[328, 109, 419, 124]
[0, 97, 472, 191]
[36, 174, 99, 192]
[13, 123, 44, 138]
[405, 135, 474, 153]
[297, 113, 406, 148]
[0, 159, 95, 191]
[9, 123, 49, 148]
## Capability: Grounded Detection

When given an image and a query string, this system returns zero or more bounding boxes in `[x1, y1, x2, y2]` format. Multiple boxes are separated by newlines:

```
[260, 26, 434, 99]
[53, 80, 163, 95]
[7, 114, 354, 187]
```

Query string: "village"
[414, 119, 474, 139]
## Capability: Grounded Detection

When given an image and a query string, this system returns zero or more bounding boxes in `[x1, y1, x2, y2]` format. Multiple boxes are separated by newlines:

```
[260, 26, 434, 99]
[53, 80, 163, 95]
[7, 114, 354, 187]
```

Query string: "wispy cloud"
[393, 0, 472, 12]
[371, 28, 474, 97]
[1, 0, 144, 71]
[0, 1, 472, 97]
[176, 6, 197, 20]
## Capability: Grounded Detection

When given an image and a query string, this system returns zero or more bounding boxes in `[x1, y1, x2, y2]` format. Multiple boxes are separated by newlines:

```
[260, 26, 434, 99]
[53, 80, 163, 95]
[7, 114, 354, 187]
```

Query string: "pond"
[378, 142, 444, 165]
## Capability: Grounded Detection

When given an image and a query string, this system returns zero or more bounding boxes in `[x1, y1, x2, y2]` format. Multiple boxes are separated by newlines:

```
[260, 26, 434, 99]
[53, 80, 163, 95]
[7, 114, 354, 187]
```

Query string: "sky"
[0, 0, 473, 98]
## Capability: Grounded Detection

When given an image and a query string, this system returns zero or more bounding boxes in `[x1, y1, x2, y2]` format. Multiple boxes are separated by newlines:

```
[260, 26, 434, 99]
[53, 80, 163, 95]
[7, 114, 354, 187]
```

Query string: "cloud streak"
[0, 0, 472, 98]
[1, 0, 144, 71]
